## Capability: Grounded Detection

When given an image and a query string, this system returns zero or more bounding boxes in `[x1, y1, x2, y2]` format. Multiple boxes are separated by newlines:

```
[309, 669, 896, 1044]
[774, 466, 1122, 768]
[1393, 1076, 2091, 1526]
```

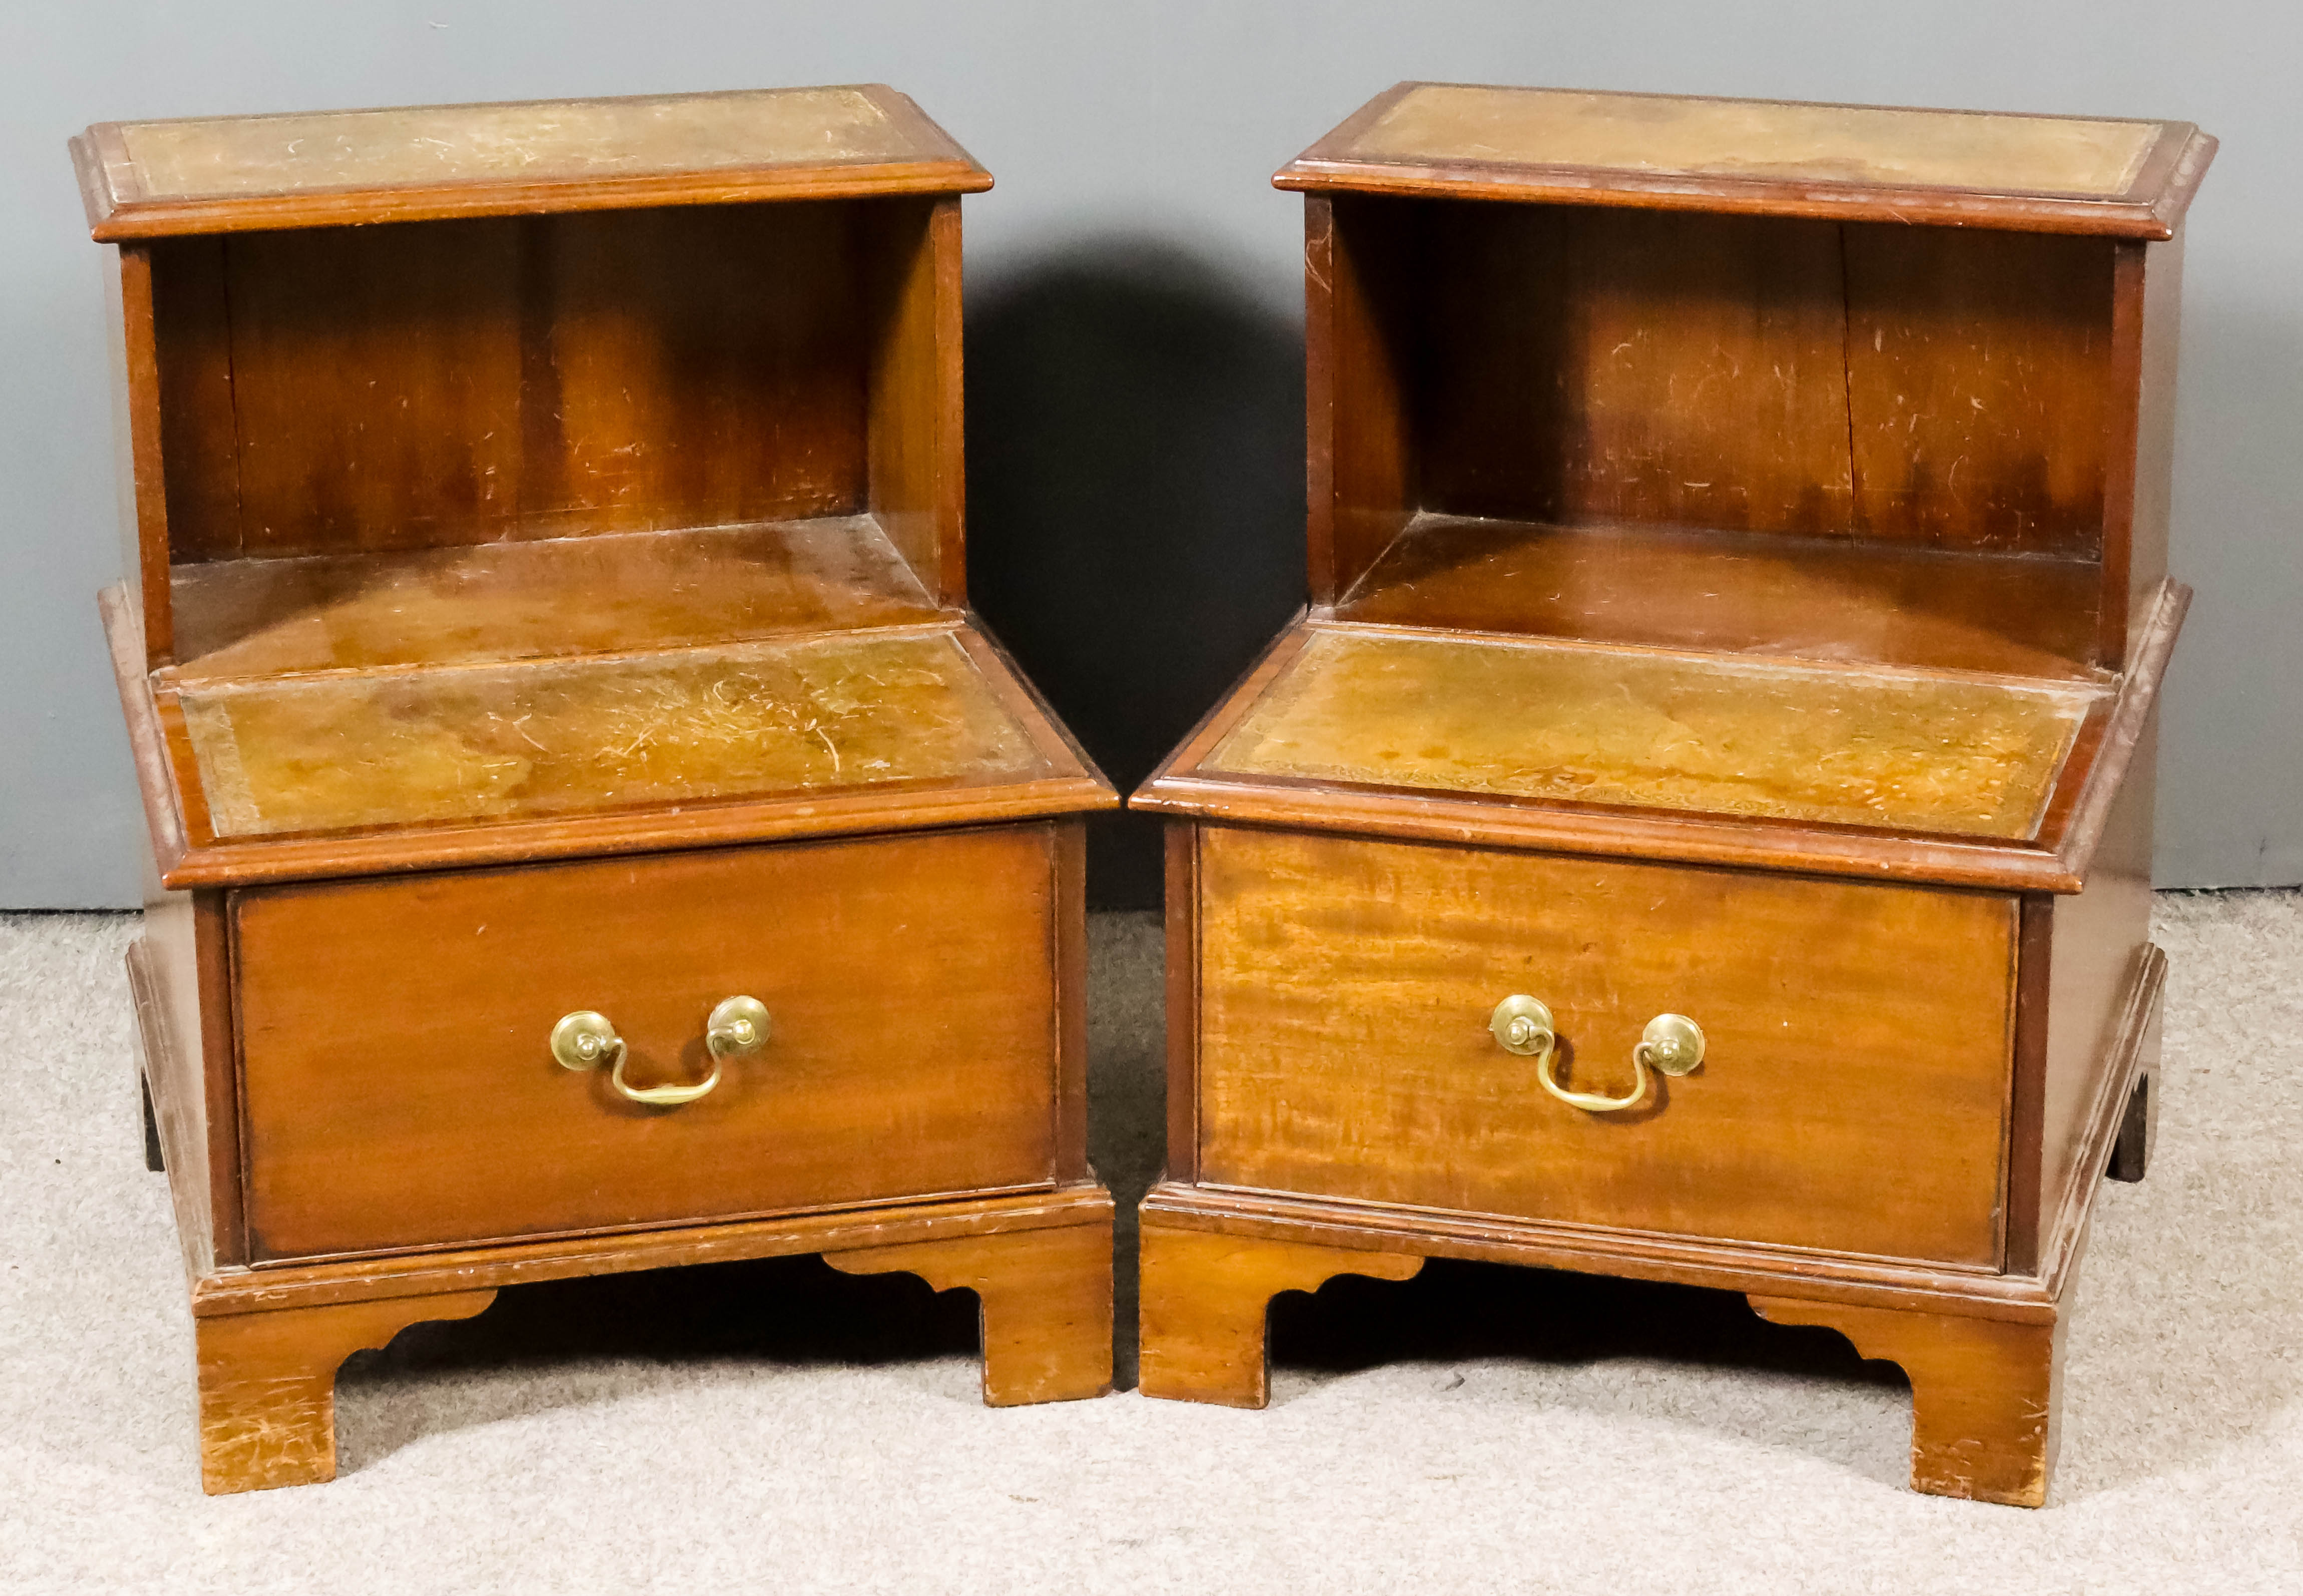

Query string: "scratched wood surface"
[1192, 827, 2018, 1266]
[196, 1291, 497, 1493]
[234, 826, 1063, 1259]
[1207, 627, 2095, 840]
[1842, 225, 2115, 554]
[1414, 205, 1860, 538]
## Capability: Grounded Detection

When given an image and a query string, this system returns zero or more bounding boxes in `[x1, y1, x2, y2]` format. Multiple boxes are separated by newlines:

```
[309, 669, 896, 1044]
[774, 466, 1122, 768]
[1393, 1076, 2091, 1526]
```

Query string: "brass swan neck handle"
[551, 996, 772, 1108]
[1490, 996, 1705, 1113]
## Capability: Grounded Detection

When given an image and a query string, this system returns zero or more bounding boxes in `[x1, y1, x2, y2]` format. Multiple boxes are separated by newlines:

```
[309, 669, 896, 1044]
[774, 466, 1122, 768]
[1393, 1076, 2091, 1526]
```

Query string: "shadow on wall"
[965, 241, 1305, 910]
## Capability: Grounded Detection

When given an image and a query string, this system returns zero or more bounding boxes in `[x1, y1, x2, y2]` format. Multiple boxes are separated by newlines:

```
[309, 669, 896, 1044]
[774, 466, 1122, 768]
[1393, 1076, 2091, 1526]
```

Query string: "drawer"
[1193, 828, 2017, 1266]
[234, 827, 1061, 1260]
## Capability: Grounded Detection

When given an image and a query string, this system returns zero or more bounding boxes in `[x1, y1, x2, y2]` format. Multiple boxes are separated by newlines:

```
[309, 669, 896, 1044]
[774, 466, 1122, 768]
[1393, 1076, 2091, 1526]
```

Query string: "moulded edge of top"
[73, 84, 993, 241]
[1275, 82, 2213, 239]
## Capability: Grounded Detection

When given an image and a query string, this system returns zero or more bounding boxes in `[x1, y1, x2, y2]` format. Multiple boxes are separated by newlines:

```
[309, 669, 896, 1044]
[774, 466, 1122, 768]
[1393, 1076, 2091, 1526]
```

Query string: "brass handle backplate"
[1489, 995, 1556, 1057]
[1634, 1013, 1706, 1078]
[1491, 996, 1705, 1114]
[551, 996, 771, 1108]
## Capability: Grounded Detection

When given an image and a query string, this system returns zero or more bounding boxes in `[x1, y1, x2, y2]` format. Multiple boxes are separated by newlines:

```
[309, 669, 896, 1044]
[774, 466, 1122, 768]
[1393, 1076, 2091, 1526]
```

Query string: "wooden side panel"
[174, 205, 868, 558]
[233, 827, 1061, 1259]
[2114, 232, 2186, 669]
[140, 870, 244, 1269]
[1163, 824, 1201, 1182]
[1308, 194, 1419, 604]
[2005, 893, 2057, 1276]
[1195, 828, 2017, 1266]
[149, 238, 243, 562]
[106, 244, 172, 664]
[2033, 706, 2157, 1250]
[1052, 820, 1090, 1181]
[861, 195, 965, 603]
[1418, 205, 1854, 537]
[1843, 225, 2116, 557]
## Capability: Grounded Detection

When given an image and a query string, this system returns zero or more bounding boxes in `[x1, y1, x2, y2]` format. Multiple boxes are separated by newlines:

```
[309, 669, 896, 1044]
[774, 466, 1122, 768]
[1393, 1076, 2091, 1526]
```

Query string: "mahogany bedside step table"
[76, 86, 1118, 1495]
[1131, 83, 2213, 1507]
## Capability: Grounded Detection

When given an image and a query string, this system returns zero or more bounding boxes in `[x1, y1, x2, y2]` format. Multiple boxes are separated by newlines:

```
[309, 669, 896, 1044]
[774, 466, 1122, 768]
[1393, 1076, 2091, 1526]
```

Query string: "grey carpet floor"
[1, 894, 2297, 1593]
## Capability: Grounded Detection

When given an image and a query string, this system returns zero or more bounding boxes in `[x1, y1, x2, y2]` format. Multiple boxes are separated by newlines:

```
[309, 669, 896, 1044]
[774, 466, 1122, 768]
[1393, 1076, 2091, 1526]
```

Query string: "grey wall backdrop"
[3, 1, 2295, 907]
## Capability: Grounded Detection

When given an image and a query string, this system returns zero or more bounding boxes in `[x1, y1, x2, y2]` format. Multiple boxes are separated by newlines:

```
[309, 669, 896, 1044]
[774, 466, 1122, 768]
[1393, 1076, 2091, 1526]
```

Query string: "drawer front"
[1195, 829, 2016, 1266]
[235, 827, 1059, 1260]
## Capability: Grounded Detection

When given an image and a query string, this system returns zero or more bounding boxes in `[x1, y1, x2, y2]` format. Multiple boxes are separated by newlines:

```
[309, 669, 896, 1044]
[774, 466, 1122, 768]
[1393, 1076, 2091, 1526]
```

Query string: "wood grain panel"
[860, 196, 965, 601]
[1194, 828, 2017, 1265]
[233, 827, 1061, 1259]
[1312, 195, 1423, 603]
[2111, 232, 2185, 668]
[1417, 205, 1855, 537]
[106, 244, 173, 664]
[184, 205, 870, 558]
[219, 217, 525, 554]
[148, 237, 241, 563]
[1843, 225, 2115, 556]
[2034, 706, 2156, 1250]
[540, 202, 864, 533]
[137, 879, 243, 1270]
